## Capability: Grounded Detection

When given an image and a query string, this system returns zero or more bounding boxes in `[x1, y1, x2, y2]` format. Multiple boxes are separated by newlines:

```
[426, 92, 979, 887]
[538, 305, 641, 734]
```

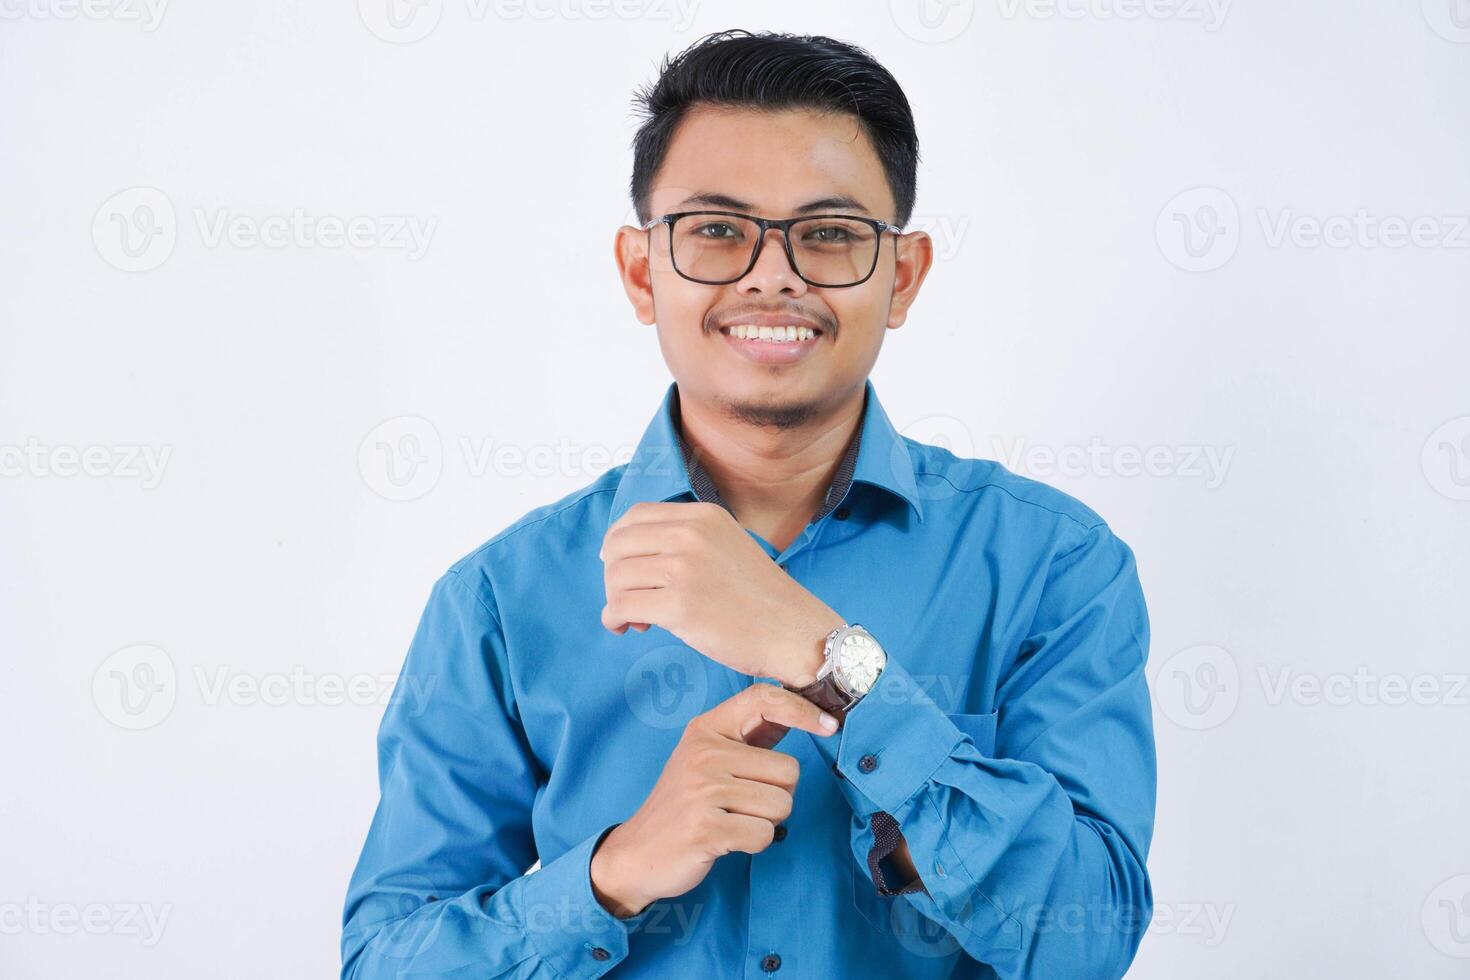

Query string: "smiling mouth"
[718, 324, 823, 343]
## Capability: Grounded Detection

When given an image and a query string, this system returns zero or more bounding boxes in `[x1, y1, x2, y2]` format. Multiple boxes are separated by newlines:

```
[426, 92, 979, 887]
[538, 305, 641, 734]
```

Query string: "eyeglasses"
[640, 210, 902, 288]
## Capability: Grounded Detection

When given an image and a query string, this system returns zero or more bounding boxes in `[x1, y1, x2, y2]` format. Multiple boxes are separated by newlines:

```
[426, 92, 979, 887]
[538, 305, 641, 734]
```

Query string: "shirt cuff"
[518, 823, 650, 978]
[809, 655, 968, 816]
[868, 810, 929, 897]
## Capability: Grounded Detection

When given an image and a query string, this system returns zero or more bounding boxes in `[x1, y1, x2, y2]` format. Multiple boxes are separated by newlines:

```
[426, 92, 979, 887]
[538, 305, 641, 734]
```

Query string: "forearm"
[872, 753, 1151, 978]
[807, 653, 1155, 977]
[343, 824, 644, 980]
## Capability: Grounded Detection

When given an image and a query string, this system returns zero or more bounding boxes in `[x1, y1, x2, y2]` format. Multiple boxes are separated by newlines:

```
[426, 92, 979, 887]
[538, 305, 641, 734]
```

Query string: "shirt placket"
[675, 414, 864, 977]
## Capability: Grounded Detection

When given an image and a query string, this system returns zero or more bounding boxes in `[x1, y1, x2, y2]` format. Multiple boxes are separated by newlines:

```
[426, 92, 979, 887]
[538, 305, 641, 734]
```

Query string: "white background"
[3, 1, 1468, 977]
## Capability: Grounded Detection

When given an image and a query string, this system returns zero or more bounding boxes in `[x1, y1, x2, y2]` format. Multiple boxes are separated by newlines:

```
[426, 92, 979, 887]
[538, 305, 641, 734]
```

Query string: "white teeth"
[729, 325, 818, 342]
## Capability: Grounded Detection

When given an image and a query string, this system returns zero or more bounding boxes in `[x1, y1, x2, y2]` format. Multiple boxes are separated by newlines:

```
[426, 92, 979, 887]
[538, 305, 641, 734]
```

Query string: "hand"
[589, 683, 839, 918]
[599, 501, 845, 686]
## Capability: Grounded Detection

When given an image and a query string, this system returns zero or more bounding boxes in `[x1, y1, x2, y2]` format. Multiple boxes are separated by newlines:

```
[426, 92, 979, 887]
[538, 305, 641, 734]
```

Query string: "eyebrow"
[675, 192, 872, 216]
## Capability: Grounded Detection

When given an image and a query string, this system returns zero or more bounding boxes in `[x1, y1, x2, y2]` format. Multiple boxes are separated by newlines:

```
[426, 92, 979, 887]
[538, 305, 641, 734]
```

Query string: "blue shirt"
[341, 379, 1156, 980]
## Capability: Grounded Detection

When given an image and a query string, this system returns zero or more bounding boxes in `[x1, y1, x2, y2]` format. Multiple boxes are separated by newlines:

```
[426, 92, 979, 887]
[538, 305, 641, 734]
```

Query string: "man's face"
[616, 105, 933, 428]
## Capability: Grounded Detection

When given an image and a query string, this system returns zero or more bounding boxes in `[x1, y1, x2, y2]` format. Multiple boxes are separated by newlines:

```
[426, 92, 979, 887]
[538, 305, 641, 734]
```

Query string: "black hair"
[629, 29, 920, 228]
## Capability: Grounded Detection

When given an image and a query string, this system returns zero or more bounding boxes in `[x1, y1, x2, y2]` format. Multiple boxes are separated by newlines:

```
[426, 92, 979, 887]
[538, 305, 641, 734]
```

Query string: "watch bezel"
[825, 623, 886, 700]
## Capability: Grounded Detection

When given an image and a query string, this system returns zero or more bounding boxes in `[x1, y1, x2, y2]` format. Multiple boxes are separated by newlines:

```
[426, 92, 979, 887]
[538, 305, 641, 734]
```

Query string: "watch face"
[835, 629, 885, 696]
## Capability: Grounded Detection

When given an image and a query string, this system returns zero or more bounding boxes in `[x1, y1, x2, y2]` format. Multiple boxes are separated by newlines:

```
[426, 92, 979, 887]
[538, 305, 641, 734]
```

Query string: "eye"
[804, 224, 854, 244]
[692, 221, 741, 240]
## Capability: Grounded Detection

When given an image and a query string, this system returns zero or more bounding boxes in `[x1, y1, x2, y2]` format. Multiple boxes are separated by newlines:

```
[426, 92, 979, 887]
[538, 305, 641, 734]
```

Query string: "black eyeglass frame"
[640, 209, 903, 288]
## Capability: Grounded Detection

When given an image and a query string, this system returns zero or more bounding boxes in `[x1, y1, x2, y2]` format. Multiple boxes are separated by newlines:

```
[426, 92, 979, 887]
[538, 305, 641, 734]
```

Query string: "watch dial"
[836, 631, 884, 696]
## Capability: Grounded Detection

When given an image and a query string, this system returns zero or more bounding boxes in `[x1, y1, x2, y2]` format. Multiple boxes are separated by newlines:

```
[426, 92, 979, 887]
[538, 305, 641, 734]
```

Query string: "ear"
[615, 224, 657, 325]
[886, 229, 935, 330]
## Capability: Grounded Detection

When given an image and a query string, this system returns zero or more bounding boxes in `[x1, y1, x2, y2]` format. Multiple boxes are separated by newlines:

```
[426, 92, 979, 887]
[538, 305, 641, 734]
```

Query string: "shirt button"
[761, 952, 782, 972]
[834, 506, 850, 520]
[858, 754, 878, 773]
[773, 824, 788, 842]
[590, 946, 611, 961]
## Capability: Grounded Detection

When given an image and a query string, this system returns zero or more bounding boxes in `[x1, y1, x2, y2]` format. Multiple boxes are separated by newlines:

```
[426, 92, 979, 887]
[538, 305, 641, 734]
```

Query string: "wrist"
[779, 608, 846, 689]
[590, 824, 652, 919]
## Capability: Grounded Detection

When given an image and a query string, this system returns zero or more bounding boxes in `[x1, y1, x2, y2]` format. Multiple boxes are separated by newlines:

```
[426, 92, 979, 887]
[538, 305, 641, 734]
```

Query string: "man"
[342, 29, 1155, 980]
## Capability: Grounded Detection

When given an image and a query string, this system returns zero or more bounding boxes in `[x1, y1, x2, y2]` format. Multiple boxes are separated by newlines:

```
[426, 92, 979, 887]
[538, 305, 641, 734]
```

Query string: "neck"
[676, 383, 865, 550]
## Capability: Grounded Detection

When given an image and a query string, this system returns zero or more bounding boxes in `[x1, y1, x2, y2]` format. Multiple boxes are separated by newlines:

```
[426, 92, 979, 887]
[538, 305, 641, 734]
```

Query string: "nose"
[736, 226, 808, 296]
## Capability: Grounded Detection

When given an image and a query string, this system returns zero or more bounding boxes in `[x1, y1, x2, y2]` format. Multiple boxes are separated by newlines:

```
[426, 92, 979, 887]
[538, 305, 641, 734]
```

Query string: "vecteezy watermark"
[0, 898, 172, 947]
[893, 893, 1232, 959]
[0, 0, 168, 30]
[93, 186, 437, 271]
[0, 439, 172, 488]
[1423, 874, 1470, 958]
[1257, 208, 1470, 250]
[1158, 186, 1470, 271]
[994, 0, 1231, 31]
[1422, 0, 1470, 43]
[1156, 187, 1241, 272]
[193, 665, 435, 711]
[91, 644, 437, 730]
[905, 212, 973, 263]
[990, 436, 1235, 489]
[1151, 643, 1240, 730]
[359, 416, 444, 502]
[92, 187, 177, 273]
[1257, 666, 1470, 708]
[358, 0, 700, 43]
[889, 0, 977, 44]
[1153, 644, 1470, 730]
[623, 643, 712, 730]
[357, 415, 640, 502]
[1421, 415, 1470, 502]
[92, 644, 179, 731]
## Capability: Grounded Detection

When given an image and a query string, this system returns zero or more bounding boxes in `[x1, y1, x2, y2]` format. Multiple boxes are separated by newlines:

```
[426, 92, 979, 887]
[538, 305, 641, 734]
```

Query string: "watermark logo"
[359, 416, 444, 502]
[1152, 643, 1239, 730]
[1156, 187, 1239, 272]
[890, 0, 976, 44]
[0, 440, 172, 488]
[0, 0, 169, 30]
[93, 187, 177, 273]
[995, 0, 1230, 30]
[93, 187, 437, 270]
[623, 643, 710, 730]
[991, 436, 1235, 488]
[1423, 0, 1470, 43]
[0, 898, 172, 946]
[359, 0, 443, 42]
[905, 212, 973, 263]
[1423, 874, 1470, 958]
[92, 644, 178, 731]
[362, 874, 446, 958]
[897, 414, 984, 501]
[1422, 415, 1470, 501]
[1257, 209, 1469, 250]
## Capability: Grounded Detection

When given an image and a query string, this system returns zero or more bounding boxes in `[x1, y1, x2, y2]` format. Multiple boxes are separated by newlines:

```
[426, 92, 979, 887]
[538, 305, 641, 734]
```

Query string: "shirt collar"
[607, 379, 925, 530]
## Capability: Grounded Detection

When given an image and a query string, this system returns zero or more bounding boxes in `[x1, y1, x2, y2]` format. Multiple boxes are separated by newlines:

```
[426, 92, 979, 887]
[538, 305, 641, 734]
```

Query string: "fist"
[589, 683, 839, 917]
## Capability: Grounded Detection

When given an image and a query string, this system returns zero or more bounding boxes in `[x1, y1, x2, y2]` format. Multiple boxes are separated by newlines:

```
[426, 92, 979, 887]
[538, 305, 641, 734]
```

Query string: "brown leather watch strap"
[789, 673, 852, 724]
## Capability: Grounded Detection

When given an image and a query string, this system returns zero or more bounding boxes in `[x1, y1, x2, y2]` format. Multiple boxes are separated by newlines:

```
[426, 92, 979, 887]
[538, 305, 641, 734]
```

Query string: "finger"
[715, 812, 778, 856]
[711, 777, 793, 824]
[719, 744, 802, 792]
[739, 717, 793, 751]
[611, 500, 721, 529]
[701, 683, 839, 742]
[600, 521, 686, 564]
[601, 588, 676, 633]
[605, 553, 678, 593]
[698, 740, 801, 791]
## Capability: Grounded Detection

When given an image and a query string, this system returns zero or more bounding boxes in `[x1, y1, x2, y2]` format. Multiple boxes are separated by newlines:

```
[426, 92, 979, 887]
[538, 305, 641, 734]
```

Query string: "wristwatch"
[785, 623, 887, 725]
